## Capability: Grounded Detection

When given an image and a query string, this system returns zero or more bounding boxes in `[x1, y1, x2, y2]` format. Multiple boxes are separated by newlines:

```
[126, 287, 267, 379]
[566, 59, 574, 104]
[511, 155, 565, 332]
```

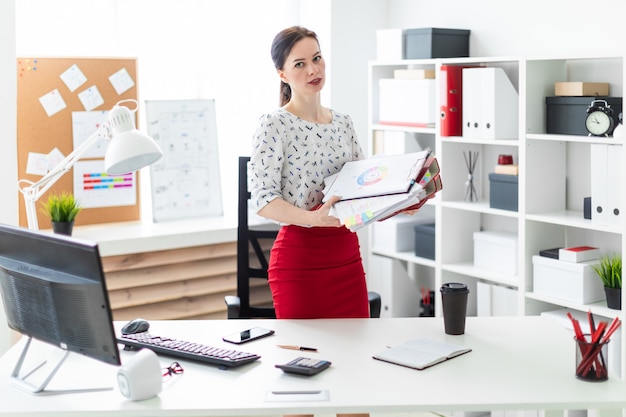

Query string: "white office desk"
[71, 215, 238, 256]
[0, 316, 624, 416]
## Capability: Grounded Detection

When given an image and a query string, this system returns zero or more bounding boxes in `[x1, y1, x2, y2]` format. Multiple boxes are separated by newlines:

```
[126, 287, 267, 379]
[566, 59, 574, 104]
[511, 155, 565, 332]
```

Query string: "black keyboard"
[117, 333, 261, 368]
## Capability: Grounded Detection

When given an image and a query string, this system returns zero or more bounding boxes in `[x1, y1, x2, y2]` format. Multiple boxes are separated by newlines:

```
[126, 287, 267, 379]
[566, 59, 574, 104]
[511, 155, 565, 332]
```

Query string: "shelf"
[441, 261, 518, 287]
[441, 200, 519, 217]
[367, 54, 625, 378]
[371, 249, 436, 268]
[370, 56, 523, 67]
[525, 210, 622, 234]
[527, 133, 624, 145]
[440, 137, 519, 146]
[525, 291, 621, 320]
[369, 58, 439, 66]
[371, 124, 436, 134]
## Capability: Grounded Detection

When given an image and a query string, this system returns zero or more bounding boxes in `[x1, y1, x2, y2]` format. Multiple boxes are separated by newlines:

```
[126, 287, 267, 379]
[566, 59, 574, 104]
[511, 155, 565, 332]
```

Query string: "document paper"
[322, 151, 430, 203]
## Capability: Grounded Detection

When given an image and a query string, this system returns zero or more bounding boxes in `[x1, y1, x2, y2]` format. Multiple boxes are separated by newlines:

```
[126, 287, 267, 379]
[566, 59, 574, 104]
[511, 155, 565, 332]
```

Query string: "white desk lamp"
[17, 99, 163, 230]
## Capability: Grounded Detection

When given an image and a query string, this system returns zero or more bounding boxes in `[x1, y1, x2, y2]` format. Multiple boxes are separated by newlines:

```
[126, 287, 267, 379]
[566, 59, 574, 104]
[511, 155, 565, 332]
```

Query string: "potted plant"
[592, 254, 622, 310]
[41, 192, 82, 236]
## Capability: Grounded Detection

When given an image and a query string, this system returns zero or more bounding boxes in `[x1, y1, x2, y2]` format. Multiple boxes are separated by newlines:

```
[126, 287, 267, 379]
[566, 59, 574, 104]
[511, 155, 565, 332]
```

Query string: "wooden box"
[554, 82, 609, 96]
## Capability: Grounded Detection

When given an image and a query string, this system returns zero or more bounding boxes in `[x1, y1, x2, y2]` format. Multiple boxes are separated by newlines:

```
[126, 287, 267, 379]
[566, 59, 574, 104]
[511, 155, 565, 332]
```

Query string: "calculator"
[275, 356, 332, 376]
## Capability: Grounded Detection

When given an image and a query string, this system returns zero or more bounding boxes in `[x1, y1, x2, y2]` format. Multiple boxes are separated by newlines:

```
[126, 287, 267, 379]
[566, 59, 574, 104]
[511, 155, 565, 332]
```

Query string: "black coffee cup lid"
[440, 282, 469, 293]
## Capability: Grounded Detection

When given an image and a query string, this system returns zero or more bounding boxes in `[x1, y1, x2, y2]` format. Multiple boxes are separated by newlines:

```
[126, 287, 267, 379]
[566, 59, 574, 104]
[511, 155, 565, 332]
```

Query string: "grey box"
[404, 28, 470, 59]
[489, 173, 518, 211]
[414, 223, 436, 259]
[545, 96, 622, 136]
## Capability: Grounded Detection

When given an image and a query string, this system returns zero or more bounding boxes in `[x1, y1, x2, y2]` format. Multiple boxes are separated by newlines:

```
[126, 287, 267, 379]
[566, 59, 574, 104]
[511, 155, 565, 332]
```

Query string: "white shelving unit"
[367, 55, 626, 380]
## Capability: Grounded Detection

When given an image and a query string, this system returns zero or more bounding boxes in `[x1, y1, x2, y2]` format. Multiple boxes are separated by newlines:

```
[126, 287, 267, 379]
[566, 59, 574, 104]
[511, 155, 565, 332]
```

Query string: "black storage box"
[546, 96, 623, 136]
[489, 173, 518, 211]
[414, 223, 436, 260]
[403, 28, 470, 59]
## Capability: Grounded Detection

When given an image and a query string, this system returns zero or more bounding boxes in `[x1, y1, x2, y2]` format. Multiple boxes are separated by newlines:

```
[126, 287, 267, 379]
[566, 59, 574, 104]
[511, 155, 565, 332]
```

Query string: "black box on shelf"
[584, 196, 592, 219]
[545, 96, 622, 136]
[489, 173, 518, 211]
[414, 223, 436, 259]
[539, 247, 561, 259]
[403, 28, 470, 59]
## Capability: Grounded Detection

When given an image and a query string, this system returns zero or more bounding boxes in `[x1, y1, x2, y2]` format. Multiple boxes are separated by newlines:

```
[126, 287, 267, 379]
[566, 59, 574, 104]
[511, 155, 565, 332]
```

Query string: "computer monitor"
[0, 223, 121, 394]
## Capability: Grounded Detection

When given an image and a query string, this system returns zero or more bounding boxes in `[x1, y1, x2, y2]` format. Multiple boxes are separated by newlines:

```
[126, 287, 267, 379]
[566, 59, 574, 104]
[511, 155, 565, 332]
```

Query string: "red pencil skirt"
[268, 225, 370, 319]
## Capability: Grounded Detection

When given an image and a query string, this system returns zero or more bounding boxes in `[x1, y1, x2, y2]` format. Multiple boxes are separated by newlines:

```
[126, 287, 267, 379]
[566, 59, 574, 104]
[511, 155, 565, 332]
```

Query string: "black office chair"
[224, 156, 381, 319]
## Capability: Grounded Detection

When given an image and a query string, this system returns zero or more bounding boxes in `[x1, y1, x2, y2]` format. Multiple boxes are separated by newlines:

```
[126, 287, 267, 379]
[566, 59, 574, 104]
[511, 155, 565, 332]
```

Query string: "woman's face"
[278, 36, 325, 97]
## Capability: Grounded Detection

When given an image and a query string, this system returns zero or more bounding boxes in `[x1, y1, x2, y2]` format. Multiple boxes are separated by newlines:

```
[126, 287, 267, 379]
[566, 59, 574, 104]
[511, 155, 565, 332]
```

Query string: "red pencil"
[567, 313, 585, 341]
[602, 317, 622, 343]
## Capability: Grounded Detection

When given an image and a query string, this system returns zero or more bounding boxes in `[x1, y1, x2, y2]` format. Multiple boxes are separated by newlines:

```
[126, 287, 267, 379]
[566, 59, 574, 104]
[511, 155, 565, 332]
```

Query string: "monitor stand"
[10, 336, 113, 395]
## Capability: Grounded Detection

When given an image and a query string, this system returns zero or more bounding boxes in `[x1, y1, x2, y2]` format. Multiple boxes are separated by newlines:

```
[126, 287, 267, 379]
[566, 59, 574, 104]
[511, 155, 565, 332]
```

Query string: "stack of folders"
[324, 151, 442, 232]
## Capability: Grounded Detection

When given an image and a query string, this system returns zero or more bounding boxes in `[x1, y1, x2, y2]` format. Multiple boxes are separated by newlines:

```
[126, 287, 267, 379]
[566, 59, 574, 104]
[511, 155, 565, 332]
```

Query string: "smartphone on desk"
[223, 327, 275, 344]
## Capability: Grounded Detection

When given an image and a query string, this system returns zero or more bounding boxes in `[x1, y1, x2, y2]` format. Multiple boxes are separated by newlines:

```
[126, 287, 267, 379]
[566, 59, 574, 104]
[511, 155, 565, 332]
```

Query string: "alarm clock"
[613, 112, 625, 140]
[585, 99, 614, 136]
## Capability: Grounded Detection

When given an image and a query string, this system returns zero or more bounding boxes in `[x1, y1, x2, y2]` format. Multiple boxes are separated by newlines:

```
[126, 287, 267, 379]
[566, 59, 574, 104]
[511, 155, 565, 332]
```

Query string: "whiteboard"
[146, 99, 223, 222]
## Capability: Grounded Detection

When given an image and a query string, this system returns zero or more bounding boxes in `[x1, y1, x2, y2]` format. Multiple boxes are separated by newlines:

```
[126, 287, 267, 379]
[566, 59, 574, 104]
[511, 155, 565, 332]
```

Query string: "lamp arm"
[18, 123, 112, 230]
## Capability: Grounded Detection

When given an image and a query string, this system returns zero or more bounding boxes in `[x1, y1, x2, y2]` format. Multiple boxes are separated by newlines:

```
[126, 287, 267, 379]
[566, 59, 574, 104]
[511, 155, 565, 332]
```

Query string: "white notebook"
[373, 339, 471, 370]
[322, 151, 430, 203]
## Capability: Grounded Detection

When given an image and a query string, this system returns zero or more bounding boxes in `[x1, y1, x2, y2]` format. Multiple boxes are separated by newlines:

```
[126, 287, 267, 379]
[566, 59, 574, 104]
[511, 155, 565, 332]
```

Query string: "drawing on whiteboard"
[146, 99, 223, 222]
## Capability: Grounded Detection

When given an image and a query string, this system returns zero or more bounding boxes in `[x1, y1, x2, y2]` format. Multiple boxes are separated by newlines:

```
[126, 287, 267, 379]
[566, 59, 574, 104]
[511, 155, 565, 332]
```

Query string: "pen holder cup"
[575, 336, 609, 382]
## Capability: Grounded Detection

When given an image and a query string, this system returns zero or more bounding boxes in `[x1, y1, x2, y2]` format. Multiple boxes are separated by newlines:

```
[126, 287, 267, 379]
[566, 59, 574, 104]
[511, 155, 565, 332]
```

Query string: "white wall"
[385, 0, 626, 58]
[0, 0, 16, 356]
[1, 1, 17, 227]
[14, 0, 301, 218]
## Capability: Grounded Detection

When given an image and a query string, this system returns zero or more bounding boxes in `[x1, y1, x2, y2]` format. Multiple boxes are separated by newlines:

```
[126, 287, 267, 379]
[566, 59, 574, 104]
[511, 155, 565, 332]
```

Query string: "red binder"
[440, 65, 466, 137]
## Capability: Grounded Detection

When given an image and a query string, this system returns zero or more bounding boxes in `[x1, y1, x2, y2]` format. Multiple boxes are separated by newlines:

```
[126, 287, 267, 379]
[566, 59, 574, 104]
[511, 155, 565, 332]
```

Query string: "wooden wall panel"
[101, 241, 273, 321]
[103, 243, 235, 272]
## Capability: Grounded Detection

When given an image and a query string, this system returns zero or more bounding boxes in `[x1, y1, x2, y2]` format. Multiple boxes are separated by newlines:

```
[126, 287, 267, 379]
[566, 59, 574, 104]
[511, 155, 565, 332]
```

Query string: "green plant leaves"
[592, 255, 622, 289]
[40, 192, 82, 223]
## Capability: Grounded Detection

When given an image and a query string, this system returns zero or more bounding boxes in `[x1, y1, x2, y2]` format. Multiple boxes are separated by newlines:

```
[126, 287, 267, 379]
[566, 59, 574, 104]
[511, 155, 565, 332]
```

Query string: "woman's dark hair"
[271, 26, 319, 106]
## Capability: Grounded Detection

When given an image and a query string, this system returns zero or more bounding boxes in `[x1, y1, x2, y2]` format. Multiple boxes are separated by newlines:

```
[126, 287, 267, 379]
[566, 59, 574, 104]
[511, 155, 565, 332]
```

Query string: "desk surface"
[0, 316, 624, 417]
[71, 215, 238, 256]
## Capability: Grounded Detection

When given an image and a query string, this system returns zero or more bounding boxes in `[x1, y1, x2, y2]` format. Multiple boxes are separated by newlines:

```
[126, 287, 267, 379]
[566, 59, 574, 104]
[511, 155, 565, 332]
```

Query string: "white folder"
[462, 67, 519, 140]
[590, 143, 622, 226]
[606, 144, 622, 226]
[590, 143, 608, 225]
[476, 281, 492, 317]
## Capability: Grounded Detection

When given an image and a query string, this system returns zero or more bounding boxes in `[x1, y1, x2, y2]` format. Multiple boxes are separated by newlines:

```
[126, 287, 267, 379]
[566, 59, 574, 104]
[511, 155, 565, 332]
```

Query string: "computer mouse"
[121, 318, 150, 335]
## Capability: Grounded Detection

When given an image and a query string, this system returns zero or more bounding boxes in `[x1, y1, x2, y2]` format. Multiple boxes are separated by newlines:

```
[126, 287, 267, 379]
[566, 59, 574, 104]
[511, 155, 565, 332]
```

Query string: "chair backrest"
[233, 156, 278, 318]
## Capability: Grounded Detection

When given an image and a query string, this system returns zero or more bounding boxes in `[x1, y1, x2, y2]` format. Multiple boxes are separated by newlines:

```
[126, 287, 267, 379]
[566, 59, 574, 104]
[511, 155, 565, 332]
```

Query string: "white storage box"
[378, 79, 436, 127]
[373, 213, 434, 252]
[532, 255, 604, 304]
[473, 231, 518, 275]
[376, 28, 404, 61]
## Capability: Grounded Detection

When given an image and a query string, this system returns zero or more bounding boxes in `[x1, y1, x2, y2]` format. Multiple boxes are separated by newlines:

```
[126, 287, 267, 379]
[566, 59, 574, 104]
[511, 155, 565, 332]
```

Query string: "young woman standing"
[249, 26, 371, 319]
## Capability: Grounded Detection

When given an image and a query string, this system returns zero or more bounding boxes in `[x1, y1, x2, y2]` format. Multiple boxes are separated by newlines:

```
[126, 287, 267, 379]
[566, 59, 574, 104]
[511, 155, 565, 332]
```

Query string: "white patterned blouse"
[249, 108, 363, 214]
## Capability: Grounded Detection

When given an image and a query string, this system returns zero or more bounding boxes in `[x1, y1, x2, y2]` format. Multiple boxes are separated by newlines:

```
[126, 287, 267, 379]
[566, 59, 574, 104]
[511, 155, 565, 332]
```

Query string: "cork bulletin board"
[17, 57, 140, 228]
